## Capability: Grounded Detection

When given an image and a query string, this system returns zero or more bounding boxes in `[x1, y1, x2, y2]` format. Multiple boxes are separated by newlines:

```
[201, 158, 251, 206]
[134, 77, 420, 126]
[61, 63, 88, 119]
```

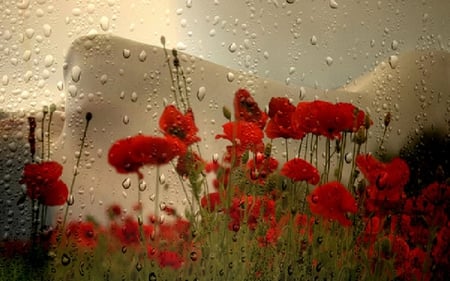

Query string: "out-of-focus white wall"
[1, 0, 449, 113]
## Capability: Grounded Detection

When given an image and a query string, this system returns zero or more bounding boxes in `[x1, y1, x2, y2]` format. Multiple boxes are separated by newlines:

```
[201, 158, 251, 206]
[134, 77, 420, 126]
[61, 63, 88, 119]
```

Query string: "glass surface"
[1, 1, 449, 280]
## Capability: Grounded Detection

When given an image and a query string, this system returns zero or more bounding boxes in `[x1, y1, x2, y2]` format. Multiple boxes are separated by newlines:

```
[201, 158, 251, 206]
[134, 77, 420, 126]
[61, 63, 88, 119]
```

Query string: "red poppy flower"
[246, 152, 279, 183]
[111, 216, 154, 245]
[356, 154, 409, 214]
[233, 88, 267, 129]
[266, 97, 305, 139]
[307, 181, 357, 226]
[159, 217, 191, 242]
[108, 135, 187, 179]
[66, 221, 99, 248]
[157, 250, 184, 269]
[216, 121, 265, 162]
[228, 195, 276, 231]
[200, 192, 223, 211]
[107, 203, 122, 220]
[280, 158, 320, 185]
[292, 100, 341, 139]
[159, 105, 201, 146]
[334, 102, 371, 132]
[292, 100, 370, 140]
[20, 161, 69, 206]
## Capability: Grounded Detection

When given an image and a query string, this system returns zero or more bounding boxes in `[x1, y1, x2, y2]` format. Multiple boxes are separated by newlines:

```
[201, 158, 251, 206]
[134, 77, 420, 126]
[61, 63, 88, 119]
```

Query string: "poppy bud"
[264, 143, 272, 158]
[49, 103, 57, 113]
[160, 36, 166, 46]
[384, 112, 391, 127]
[364, 113, 372, 129]
[353, 126, 367, 145]
[222, 106, 232, 120]
[42, 105, 49, 114]
[85, 112, 93, 121]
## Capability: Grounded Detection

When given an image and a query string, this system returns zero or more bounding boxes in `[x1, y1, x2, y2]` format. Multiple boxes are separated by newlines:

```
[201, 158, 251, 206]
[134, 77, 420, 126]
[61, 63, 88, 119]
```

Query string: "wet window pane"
[1, 1, 449, 280]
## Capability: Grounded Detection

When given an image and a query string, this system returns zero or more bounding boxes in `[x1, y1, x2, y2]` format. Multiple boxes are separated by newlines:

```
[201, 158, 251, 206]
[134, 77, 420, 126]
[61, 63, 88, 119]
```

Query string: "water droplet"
[389, 55, 398, 69]
[213, 153, 219, 162]
[131, 91, 138, 102]
[286, 0, 295, 3]
[123, 49, 131, 58]
[22, 50, 31, 61]
[68, 85, 78, 97]
[197, 86, 206, 101]
[311, 195, 319, 203]
[71, 66, 81, 82]
[139, 180, 147, 191]
[325, 56, 334, 66]
[43, 24, 52, 37]
[186, 0, 193, 8]
[67, 194, 75, 205]
[44, 55, 54, 67]
[190, 251, 198, 261]
[329, 0, 338, 9]
[149, 272, 157, 281]
[2, 75, 9, 86]
[138, 50, 147, 62]
[61, 253, 71, 266]
[226, 72, 235, 82]
[391, 40, 398, 50]
[53, 81, 62, 92]
[122, 115, 129, 124]
[25, 28, 35, 39]
[121, 246, 127, 253]
[100, 16, 110, 31]
[289, 66, 296, 75]
[136, 262, 143, 272]
[228, 42, 237, 53]
[344, 152, 353, 164]
[176, 42, 187, 50]
[16, 0, 30, 9]
[299, 87, 306, 100]
[159, 174, 166, 185]
[100, 74, 108, 84]
[122, 178, 131, 189]
[310, 35, 317, 45]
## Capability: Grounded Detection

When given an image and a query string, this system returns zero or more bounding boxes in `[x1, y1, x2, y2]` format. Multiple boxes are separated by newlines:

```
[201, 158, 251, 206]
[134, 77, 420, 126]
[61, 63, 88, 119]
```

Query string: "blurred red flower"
[157, 250, 184, 269]
[216, 121, 265, 162]
[159, 105, 201, 146]
[200, 192, 223, 211]
[292, 100, 370, 140]
[108, 135, 187, 179]
[228, 195, 276, 231]
[266, 97, 305, 140]
[281, 157, 320, 185]
[307, 181, 357, 226]
[20, 161, 69, 206]
[233, 88, 267, 129]
[246, 152, 279, 184]
[111, 216, 154, 246]
[66, 221, 99, 248]
[356, 154, 409, 215]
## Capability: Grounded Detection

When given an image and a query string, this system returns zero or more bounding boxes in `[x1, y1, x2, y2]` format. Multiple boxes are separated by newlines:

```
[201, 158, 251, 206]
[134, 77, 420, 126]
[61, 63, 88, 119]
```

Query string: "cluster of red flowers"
[35, 87, 445, 280]
[356, 154, 450, 280]
[61, 203, 193, 270]
[108, 105, 201, 179]
[19, 161, 69, 206]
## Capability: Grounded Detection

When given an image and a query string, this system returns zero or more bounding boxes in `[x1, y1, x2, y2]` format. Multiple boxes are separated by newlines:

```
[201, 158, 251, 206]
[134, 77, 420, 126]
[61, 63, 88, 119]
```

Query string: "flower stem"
[60, 113, 92, 234]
